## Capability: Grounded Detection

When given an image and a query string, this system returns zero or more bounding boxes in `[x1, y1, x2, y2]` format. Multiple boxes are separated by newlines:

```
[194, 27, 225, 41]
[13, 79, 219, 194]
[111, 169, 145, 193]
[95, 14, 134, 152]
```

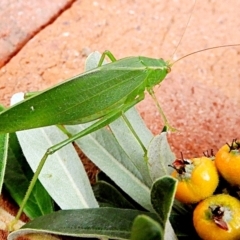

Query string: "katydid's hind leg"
[121, 113, 148, 160]
[148, 88, 177, 132]
[120, 91, 148, 159]
[56, 125, 73, 138]
[98, 50, 117, 67]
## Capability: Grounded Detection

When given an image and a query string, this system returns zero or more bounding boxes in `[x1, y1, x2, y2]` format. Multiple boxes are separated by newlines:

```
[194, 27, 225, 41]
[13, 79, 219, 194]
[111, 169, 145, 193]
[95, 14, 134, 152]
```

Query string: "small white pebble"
[129, 10, 135, 15]
[62, 32, 70, 37]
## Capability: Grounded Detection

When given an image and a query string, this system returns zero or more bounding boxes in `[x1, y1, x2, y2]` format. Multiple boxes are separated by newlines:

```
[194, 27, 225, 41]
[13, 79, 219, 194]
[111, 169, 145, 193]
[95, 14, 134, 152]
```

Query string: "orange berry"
[171, 156, 219, 203]
[215, 139, 240, 186]
[193, 194, 240, 240]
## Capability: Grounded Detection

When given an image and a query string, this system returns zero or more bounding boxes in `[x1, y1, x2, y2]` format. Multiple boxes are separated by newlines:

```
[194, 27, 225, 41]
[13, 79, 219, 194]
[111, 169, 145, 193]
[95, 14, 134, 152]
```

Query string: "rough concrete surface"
[0, 0, 240, 237]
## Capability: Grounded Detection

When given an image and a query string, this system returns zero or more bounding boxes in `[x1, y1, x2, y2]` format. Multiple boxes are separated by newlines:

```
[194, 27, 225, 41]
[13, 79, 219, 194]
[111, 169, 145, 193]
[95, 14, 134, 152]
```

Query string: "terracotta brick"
[0, 0, 75, 68]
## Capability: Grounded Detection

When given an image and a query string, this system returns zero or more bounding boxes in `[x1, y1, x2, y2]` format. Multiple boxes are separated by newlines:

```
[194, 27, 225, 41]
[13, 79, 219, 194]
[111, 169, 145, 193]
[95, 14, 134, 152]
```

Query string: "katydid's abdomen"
[0, 56, 170, 133]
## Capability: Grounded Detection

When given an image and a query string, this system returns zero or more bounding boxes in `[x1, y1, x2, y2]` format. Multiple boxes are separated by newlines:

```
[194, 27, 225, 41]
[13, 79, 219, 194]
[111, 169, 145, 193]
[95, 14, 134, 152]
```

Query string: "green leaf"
[151, 176, 177, 240]
[4, 133, 54, 219]
[0, 104, 9, 193]
[130, 215, 163, 240]
[147, 133, 175, 181]
[0, 134, 8, 192]
[170, 201, 199, 239]
[66, 124, 152, 211]
[93, 180, 135, 209]
[11, 93, 98, 210]
[109, 108, 153, 187]
[8, 208, 159, 240]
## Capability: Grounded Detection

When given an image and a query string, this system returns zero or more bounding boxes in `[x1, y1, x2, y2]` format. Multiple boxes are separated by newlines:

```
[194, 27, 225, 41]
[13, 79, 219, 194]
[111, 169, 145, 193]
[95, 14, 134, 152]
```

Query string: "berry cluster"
[170, 139, 240, 240]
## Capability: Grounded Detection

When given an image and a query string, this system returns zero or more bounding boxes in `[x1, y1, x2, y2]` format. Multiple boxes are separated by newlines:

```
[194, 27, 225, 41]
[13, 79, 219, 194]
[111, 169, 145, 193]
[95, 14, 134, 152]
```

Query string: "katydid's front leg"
[98, 50, 117, 66]
[120, 113, 148, 158]
[11, 93, 144, 227]
[147, 88, 177, 132]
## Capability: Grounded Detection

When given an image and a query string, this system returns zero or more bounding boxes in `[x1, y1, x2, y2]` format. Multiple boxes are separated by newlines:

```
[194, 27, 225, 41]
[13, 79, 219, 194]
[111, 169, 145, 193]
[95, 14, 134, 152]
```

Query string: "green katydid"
[3, 51, 173, 223]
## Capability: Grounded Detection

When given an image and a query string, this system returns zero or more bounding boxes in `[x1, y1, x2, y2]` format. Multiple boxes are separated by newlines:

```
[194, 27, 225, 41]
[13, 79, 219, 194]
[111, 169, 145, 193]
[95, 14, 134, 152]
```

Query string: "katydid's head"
[144, 58, 171, 89]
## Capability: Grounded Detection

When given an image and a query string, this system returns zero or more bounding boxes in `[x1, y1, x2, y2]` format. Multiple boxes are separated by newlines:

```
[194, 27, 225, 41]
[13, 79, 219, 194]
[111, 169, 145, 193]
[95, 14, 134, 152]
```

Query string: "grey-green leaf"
[11, 93, 98, 210]
[80, 51, 153, 209]
[85, 51, 107, 71]
[148, 133, 175, 181]
[8, 208, 159, 240]
[86, 52, 153, 187]
[86, 52, 153, 188]
[109, 108, 153, 187]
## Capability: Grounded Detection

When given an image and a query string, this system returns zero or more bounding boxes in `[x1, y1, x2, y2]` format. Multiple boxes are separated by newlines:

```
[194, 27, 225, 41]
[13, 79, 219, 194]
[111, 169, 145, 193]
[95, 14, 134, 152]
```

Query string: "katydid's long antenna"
[171, 0, 196, 60]
[171, 44, 240, 66]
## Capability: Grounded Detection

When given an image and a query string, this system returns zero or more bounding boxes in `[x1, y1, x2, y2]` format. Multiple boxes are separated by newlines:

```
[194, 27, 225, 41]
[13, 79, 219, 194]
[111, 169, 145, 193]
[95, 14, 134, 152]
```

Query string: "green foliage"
[130, 215, 163, 240]
[4, 133, 54, 219]
[8, 208, 160, 240]
[0, 105, 8, 193]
